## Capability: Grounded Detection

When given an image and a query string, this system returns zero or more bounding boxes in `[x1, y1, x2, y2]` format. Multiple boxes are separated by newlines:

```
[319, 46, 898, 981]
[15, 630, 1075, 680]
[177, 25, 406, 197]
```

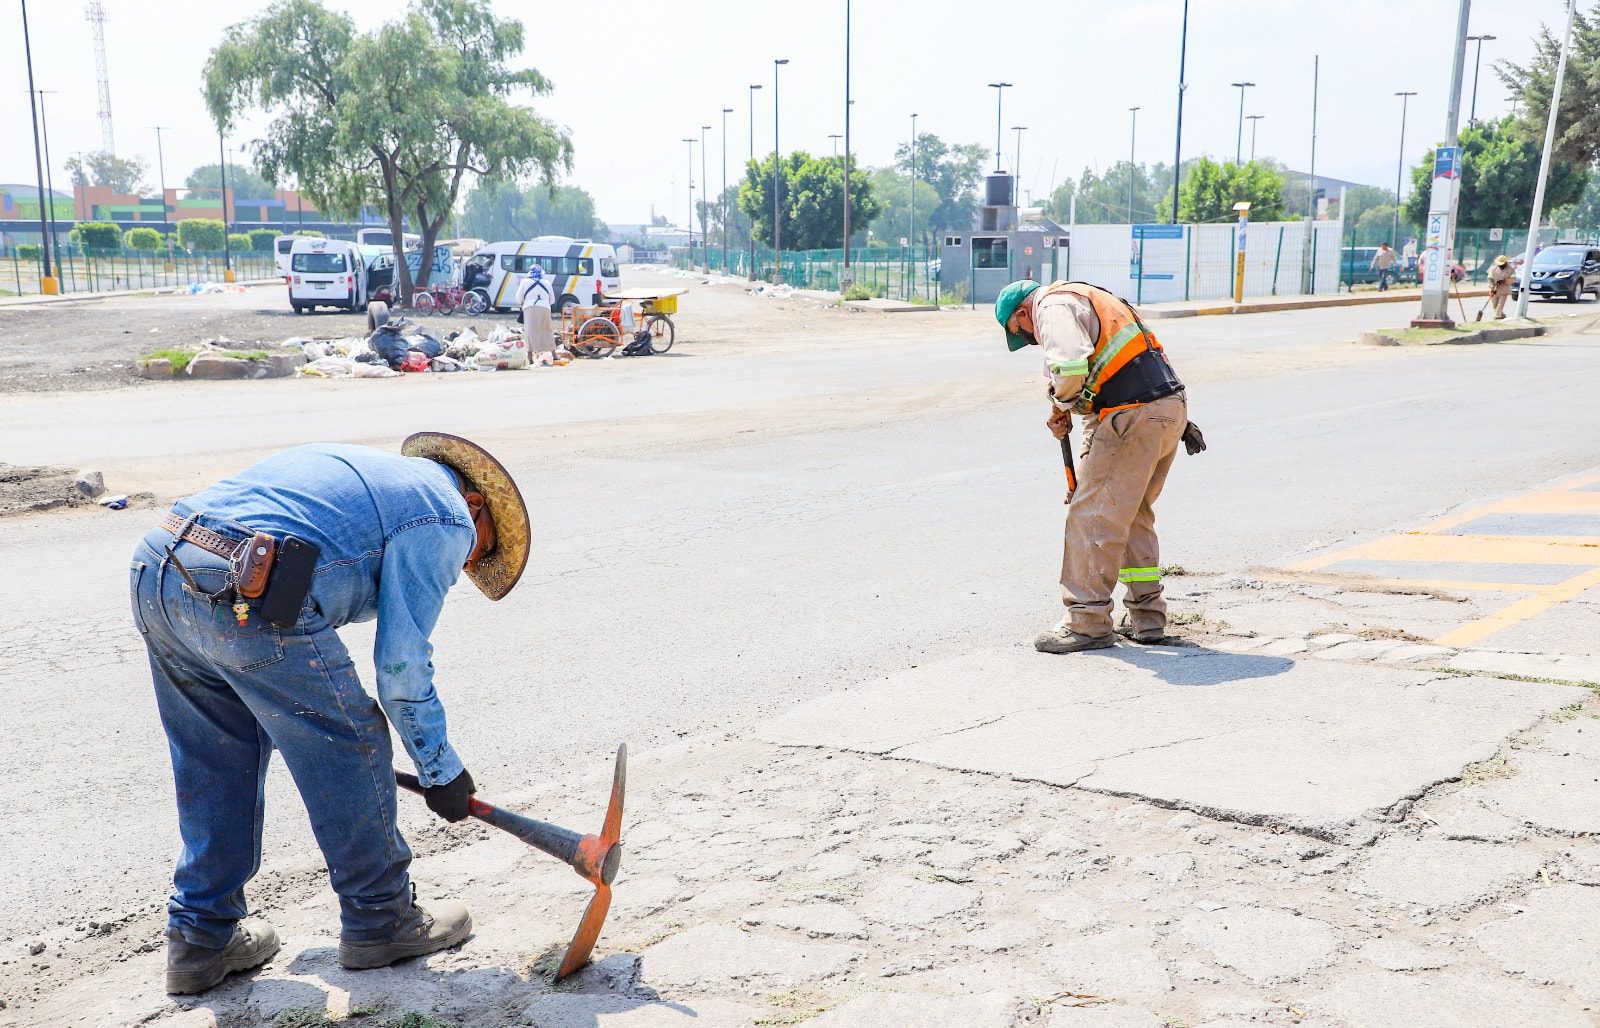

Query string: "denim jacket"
[177, 444, 475, 786]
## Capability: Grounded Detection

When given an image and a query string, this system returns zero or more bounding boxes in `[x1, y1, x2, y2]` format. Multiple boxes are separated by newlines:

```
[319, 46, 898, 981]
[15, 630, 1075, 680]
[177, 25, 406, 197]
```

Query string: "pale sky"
[2, 1, 1574, 226]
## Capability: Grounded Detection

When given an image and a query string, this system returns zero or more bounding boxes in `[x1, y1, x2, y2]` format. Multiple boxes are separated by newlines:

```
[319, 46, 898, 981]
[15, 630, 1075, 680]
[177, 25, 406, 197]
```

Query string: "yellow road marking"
[1291, 532, 1600, 572]
[1436, 565, 1600, 648]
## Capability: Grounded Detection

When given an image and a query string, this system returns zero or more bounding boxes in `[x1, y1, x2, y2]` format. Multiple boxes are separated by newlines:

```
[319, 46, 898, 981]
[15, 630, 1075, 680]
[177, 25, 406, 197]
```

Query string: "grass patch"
[1463, 753, 1517, 782]
[141, 348, 197, 372]
[385, 1014, 456, 1028]
[842, 283, 875, 302]
[1385, 325, 1473, 346]
[274, 1011, 342, 1028]
[225, 349, 270, 361]
[1357, 626, 1430, 643]
[1424, 665, 1600, 696]
[272, 1009, 445, 1028]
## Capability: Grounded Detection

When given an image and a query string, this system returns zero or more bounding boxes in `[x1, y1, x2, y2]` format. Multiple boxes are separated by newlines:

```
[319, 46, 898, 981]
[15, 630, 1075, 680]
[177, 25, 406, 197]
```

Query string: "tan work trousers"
[1061, 393, 1187, 636]
[1491, 287, 1509, 318]
[522, 304, 555, 356]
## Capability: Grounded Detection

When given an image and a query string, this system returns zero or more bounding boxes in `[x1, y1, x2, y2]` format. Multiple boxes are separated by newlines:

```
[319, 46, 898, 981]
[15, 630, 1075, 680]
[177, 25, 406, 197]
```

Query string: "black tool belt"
[1093, 348, 1185, 412]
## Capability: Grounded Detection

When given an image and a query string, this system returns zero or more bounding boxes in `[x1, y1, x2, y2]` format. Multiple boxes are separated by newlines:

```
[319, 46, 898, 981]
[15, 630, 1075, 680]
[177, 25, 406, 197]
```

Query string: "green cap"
[996, 280, 1042, 351]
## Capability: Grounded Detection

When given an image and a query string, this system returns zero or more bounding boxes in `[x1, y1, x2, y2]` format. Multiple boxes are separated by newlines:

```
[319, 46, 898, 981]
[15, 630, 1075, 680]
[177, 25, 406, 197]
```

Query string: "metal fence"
[675, 244, 942, 304]
[1334, 224, 1600, 290]
[1, 248, 278, 297]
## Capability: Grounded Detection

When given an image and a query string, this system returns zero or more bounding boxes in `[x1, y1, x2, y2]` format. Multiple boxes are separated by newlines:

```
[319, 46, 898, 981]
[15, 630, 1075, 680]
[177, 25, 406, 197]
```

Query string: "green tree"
[1554, 170, 1600, 230]
[228, 232, 253, 252]
[1355, 203, 1398, 236]
[1175, 157, 1286, 223]
[64, 151, 149, 194]
[459, 180, 606, 240]
[292, 229, 325, 237]
[248, 228, 280, 251]
[70, 222, 123, 251]
[178, 218, 226, 251]
[1498, 6, 1600, 167]
[737, 152, 881, 250]
[1400, 118, 1588, 228]
[1332, 184, 1394, 226]
[187, 162, 276, 200]
[124, 227, 163, 251]
[205, 0, 572, 299]
[867, 167, 941, 247]
[890, 134, 988, 241]
[1045, 161, 1175, 225]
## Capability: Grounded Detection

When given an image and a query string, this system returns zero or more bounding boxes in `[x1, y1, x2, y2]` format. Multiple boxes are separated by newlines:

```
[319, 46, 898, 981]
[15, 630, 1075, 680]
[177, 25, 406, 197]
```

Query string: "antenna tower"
[86, 1, 115, 153]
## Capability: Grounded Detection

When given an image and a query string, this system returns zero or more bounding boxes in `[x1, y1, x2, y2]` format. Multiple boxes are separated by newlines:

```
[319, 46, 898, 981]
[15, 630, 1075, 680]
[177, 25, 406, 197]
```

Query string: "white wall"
[1061, 221, 1345, 304]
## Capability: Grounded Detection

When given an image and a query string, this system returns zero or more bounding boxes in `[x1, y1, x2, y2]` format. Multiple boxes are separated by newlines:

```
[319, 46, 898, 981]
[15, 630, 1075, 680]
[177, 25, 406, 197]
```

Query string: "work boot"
[1033, 619, 1117, 654]
[1116, 616, 1168, 645]
[165, 918, 280, 995]
[338, 895, 472, 970]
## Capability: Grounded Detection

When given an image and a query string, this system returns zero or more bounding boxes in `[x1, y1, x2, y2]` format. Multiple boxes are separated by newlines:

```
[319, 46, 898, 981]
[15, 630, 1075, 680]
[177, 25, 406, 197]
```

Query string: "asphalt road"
[3, 286, 1599, 991]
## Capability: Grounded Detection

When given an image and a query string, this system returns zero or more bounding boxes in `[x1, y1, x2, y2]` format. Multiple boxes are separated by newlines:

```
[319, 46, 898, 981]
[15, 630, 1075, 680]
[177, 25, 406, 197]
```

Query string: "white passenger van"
[357, 227, 421, 250]
[462, 237, 621, 313]
[274, 235, 296, 278]
[287, 238, 368, 314]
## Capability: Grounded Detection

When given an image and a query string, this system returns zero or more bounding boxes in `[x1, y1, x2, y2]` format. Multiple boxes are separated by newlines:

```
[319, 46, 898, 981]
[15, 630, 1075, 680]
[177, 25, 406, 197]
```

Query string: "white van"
[274, 235, 296, 278]
[462, 237, 621, 313]
[357, 227, 421, 250]
[287, 238, 368, 314]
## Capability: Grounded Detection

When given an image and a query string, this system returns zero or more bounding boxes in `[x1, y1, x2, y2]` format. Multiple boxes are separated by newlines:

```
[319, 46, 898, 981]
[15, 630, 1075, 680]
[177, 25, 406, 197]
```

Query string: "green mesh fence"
[674, 244, 942, 304]
[0, 248, 277, 296]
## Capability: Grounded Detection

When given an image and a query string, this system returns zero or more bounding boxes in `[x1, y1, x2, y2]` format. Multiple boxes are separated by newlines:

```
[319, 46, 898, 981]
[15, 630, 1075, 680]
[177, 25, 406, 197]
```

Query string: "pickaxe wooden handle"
[395, 743, 626, 980]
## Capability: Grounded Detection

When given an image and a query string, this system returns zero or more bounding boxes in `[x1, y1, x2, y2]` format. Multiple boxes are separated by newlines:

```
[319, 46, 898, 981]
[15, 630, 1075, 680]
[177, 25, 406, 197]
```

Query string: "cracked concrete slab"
[753, 647, 1586, 840]
[1474, 885, 1600, 1002]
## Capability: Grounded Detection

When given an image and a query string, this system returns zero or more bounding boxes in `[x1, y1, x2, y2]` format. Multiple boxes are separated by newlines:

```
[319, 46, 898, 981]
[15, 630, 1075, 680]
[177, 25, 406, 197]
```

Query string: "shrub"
[843, 283, 874, 301]
[228, 233, 253, 253]
[71, 221, 123, 251]
[292, 229, 325, 238]
[177, 219, 225, 251]
[124, 227, 162, 251]
[248, 229, 279, 252]
[16, 243, 42, 261]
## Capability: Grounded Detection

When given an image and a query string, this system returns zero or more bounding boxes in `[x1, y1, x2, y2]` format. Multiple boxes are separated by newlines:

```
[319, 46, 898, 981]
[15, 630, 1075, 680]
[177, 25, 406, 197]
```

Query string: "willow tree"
[204, 0, 571, 298]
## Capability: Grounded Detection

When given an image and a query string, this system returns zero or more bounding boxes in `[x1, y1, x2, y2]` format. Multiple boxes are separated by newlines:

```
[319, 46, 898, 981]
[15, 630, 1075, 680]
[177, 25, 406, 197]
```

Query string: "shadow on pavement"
[1101, 642, 1295, 687]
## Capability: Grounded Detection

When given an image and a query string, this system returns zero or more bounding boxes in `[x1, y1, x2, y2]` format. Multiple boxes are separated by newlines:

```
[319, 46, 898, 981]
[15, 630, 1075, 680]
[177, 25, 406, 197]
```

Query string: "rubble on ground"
[0, 464, 143, 517]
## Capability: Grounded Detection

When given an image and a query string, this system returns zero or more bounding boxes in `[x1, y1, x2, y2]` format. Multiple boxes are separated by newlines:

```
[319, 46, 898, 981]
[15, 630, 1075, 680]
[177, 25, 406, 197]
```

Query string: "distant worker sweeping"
[130, 435, 531, 994]
[998, 280, 1206, 654]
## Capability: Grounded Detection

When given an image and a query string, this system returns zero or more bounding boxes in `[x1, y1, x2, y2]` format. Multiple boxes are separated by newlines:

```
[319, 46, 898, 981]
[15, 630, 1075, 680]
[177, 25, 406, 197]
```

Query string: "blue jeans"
[1377, 268, 1392, 291]
[132, 521, 413, 948]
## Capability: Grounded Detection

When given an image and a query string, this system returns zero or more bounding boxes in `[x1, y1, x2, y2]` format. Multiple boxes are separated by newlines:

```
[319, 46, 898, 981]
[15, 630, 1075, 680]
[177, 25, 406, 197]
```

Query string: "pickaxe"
[395, 743, 626, 980]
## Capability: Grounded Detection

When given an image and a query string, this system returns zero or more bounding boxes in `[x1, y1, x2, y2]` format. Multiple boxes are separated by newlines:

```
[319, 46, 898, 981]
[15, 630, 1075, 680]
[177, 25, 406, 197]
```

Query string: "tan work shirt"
[1033, 291, 1102, 411]
[1488, 263, 1514, 295]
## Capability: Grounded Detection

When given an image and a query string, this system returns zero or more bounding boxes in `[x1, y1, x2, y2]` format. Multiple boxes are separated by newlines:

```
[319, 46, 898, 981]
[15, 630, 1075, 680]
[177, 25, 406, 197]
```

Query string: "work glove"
[423, 769, 477, 823]
[1181, 421, 1207, 456]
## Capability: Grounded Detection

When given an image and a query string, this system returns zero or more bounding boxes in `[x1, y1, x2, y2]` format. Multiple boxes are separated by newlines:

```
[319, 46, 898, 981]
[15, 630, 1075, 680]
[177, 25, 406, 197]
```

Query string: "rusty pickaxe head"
[396, 743, 626, 980]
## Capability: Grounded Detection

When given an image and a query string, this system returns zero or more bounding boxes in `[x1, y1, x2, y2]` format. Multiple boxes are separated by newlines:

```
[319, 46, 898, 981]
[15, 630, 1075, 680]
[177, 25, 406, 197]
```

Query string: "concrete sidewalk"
[0, 277, 281, 307]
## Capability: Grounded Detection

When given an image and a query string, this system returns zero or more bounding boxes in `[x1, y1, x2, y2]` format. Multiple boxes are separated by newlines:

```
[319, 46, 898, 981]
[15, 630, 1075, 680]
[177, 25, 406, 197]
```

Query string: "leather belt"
[160, 511, 246, 560]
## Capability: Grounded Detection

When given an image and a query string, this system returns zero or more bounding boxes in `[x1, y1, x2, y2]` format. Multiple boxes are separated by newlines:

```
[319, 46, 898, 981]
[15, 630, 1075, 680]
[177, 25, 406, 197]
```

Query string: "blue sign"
[1133, 223, 1184, 240]
[1433, 146, 1462, 180]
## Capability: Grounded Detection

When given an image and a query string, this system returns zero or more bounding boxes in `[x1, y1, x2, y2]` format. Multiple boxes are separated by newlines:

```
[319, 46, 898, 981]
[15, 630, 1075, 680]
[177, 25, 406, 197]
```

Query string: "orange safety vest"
[1035, 281, 1165, 414]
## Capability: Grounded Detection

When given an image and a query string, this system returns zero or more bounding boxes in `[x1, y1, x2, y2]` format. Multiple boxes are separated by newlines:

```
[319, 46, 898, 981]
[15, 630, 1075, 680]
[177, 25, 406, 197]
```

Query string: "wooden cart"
[561, 287, 687, 358]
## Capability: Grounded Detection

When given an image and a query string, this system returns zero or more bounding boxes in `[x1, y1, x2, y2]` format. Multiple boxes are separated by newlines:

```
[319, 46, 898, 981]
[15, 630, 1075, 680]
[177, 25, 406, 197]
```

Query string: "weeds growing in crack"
[1462, 754, 1517, 782]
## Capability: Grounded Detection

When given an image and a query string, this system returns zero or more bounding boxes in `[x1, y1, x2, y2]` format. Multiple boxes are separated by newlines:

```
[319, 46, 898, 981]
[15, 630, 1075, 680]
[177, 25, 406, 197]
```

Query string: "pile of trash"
[751, 282, 797, 300]
[171, 281, 249, 296]
[295, 317, 538, 379]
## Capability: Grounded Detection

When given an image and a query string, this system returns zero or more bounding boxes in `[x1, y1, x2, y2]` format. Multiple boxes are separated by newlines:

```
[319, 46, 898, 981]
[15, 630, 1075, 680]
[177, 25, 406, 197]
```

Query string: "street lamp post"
[1466, 33, 1497, 126]
[682, 137, 696, 266]
[700, 123, 711, 272]
[150, 125, 171, 235]
[987, 82, 1012, 172]
[1011, 126, 1028, 201]
[20, 0, 57, 291]
[1231, 81, 1256, 164]
[1128, 106, 1140, 223]
[843, 0, 852, 281]
[774, 59, 788, 284]
[218, 127, 234, 282]
[910, 112, 918, 295]
[722, 107, 733, 272]
[1172, 0, 1190, 223]
[1246, 114, 1264, 161]
[748, 82, 762, 279]
[828, 134, 842, 156]
[36, 91, 60, 265]
[1392, 91, 1417, 247]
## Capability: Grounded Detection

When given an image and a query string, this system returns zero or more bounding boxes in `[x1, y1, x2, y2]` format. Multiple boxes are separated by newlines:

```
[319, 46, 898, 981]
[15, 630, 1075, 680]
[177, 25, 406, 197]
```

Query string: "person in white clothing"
[515, 265, 556, 362]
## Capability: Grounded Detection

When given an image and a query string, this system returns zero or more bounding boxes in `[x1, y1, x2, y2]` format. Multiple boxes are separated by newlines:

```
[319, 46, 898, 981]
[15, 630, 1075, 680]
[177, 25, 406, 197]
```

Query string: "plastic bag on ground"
[351, 361, 400, 378]
[399, 352, 432, 373]
[299, 356, 357, 377]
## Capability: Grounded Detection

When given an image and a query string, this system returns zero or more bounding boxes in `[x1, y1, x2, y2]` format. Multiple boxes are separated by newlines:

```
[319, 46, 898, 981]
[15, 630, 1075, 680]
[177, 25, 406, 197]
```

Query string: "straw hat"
[1494, 255, 1509, 266]
[401, 432, 530, 600]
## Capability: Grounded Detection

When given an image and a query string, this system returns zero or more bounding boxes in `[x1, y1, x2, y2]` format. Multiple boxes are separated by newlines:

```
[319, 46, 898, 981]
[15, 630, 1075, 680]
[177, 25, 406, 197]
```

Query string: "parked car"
[1340, 246, 1384, 286]
[1511, 243, 1600, 302]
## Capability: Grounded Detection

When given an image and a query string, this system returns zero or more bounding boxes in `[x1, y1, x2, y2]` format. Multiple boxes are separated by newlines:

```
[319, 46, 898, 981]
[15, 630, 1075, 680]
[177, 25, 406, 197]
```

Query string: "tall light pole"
[909, 112, 918, 259]
[150, 125, 171, 234]
[1246, 114, 1264, 161]
[1518, 0, 1576, 318]
[21, 0, 56, 291]
[773, 58, 788, 283]
[722, 107, 733, 272]
[1466, 33, 1497, 126]
[987, 82, 1012, 172]
[1231, 81, 1256, 164]
[36, 91, 59, 262]
[682, 136, 696, 266]
[1011, 125, 1028, 199]
[843, 0, 853, 279]
[1308, 56, 1320, 219]
[1392, 91, 1416, 247]
[218, 126, 233, 281]
[700, 123, 711, 272]
[1417, 0, 1473, 325]
[1128, 106, 1140, 224]
[828, 134, 842, 156]
[747, 82, 762, 279]
[1172, 0, 1190, 223]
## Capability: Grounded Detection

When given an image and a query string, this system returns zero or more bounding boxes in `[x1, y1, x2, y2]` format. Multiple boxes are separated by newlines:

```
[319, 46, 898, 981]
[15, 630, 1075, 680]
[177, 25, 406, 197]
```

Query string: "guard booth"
[940, 172, 1068, 303]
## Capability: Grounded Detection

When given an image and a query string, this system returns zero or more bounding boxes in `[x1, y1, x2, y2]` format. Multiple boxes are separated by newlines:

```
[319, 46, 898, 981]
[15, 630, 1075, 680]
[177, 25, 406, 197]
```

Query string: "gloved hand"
[423, 769, 476, 823]
[1046, 405, 1073, 441]
[1181, 421, 1207, 455]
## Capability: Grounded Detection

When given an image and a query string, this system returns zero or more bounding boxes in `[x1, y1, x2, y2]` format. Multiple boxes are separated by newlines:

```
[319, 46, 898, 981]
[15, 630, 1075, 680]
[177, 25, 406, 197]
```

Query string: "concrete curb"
[1358, 324, 1547, 347]
[0, 277, 283, 308]
[1137, 286, 1492, 320]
